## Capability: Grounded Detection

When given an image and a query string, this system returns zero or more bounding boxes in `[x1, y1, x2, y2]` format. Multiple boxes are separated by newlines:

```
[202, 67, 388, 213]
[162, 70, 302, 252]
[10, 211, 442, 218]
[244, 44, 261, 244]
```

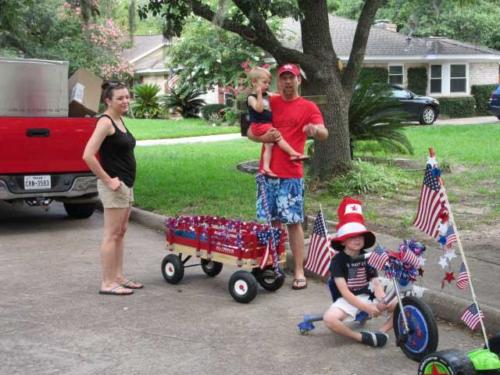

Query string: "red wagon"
[162, 216, 287, 303]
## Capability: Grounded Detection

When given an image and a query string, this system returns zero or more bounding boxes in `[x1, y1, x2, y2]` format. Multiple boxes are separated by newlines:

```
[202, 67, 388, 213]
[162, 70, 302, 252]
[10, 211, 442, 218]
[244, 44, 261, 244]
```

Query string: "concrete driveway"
[0, 202, 484, 375]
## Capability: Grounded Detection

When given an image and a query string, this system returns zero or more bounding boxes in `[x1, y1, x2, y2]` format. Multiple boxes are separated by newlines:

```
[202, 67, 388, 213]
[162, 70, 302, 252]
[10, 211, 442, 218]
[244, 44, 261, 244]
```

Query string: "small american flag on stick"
[367, 245, 389, 271]
[414, 159, 446, 239]
[304, 210, 334, 277]
[456, 262, 470, 290]
[460, 303, 484, 331]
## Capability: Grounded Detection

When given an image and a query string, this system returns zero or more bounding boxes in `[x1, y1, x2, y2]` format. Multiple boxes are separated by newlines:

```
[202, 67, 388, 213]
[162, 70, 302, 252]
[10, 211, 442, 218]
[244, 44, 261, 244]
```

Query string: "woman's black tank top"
[99, 114, 136, 188]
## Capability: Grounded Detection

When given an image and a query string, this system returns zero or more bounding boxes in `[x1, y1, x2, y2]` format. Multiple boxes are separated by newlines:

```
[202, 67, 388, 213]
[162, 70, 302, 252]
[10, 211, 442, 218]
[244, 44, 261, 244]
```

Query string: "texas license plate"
[24, 175, 51, 190]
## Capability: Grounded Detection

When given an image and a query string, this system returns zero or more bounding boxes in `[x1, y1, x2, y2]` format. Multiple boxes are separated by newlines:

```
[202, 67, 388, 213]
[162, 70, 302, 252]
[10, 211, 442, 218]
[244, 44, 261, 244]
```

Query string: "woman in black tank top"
[83, 81, 143, 296]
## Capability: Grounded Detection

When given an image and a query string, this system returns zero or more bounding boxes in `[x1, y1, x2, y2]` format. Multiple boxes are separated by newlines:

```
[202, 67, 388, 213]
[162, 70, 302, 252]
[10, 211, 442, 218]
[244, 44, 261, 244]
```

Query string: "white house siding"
[140, 75, 167, 93]
[469, 63, 499, 86]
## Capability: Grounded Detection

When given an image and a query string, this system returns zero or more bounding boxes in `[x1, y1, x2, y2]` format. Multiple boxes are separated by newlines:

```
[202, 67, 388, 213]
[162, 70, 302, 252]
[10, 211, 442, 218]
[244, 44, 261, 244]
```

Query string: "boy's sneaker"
[361, 331, 389, 347]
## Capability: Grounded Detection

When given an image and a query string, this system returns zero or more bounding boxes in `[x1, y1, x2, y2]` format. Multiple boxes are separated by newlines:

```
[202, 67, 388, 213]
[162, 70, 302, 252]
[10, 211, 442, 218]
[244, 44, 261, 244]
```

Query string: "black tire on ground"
[497, 115, 500, 120]
[487, 332, 500, 355]
[417, 349, 476, 375]
[63, 202, 96, 219]
[161, 254, 184, 284]
[393, 296, 439, 362]
[200, 259, 223, 277]
[419, 106, 437, 125]
[251, 268, 285, 292]
[228, 270, 258, 303]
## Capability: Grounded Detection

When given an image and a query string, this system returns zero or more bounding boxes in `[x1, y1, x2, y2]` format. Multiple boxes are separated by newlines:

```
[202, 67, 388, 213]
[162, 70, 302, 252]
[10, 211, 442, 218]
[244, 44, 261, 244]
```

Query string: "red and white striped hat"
[331, 197, 376, 251]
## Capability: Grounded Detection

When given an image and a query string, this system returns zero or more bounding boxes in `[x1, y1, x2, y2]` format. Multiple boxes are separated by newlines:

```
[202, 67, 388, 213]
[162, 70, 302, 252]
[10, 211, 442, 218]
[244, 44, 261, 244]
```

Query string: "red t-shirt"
[259, 95, 324, 178]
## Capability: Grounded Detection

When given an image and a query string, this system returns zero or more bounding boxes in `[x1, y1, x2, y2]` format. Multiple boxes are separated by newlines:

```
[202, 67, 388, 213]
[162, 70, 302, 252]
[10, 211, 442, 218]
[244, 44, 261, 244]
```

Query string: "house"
[122, 34, 223, 104]
[281, 16, 500, 97]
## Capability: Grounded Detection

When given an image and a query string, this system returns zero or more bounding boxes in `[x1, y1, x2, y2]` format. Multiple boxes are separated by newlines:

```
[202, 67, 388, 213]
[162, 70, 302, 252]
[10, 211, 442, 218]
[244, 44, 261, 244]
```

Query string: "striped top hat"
[331, 197, 376, 251]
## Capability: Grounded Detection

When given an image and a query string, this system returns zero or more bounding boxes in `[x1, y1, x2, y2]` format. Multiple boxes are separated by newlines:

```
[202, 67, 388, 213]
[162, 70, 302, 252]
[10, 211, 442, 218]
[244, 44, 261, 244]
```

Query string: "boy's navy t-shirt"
[328, 250, 378, 302]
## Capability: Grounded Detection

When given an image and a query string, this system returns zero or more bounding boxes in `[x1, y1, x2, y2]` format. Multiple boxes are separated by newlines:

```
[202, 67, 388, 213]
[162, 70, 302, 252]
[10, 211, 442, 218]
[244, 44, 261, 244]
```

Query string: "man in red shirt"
[248, 63, 328, 290]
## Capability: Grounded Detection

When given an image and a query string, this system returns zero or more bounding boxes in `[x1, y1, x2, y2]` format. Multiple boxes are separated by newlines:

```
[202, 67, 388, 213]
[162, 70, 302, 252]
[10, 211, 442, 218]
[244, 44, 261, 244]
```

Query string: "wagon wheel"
[252, 267, 285, 292]
[417, 349, 475, 375]
[393, 296, 439, 362]
[161, 254, 184, 284]
[200, 259, 223, 277]
[228, 270, 258, 303]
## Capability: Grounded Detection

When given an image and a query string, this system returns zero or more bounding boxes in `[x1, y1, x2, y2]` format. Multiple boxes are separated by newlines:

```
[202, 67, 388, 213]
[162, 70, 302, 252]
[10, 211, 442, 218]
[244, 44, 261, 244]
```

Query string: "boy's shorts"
[97, 179, 134, 208]
[330, 294, 374, 321]
[256, 176, 304, 224]
[250, 122, 273, 137]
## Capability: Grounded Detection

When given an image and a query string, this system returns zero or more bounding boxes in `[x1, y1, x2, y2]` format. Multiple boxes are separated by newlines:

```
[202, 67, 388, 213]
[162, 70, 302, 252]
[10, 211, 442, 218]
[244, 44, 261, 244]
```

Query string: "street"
[0, 202, 484, 375]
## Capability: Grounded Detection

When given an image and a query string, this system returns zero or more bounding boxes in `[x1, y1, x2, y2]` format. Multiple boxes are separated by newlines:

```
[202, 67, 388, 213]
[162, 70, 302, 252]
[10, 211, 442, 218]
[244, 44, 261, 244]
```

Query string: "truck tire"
[63, 202, 96, 219]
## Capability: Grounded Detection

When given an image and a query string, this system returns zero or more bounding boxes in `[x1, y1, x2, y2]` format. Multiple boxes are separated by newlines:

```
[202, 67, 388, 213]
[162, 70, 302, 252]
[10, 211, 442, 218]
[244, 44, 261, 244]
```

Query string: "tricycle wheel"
[252, 268, 285, 291]
[200, 259, 223, 277]
[393, 296, 439, 362]
[161, 254, 184, 284]
[417, 349, 475, 375]
[488, 332, 500, 355]
[228, 270, 258, 303]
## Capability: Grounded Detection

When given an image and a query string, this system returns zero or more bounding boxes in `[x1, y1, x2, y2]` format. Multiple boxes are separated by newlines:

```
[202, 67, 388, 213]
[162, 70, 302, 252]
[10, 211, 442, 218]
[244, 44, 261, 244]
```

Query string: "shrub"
[407, 68, 427, 95]
[131, 83, 162, 119]
[349, 80, 413, 154]
[327, 161, 410, 196]
[200, 104, 227, 121]
[439, 97, 476, 118]
[161, 82, 206, 118]
[471, 84, 497, 115]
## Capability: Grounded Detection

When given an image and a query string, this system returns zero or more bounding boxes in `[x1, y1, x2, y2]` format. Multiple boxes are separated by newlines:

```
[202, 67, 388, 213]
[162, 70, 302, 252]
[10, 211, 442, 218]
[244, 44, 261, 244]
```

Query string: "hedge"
[439, 97, 476, 118]
[407, 68, 427, 95]
[471, 84, 497, 115]
[358, 68, 388, 84]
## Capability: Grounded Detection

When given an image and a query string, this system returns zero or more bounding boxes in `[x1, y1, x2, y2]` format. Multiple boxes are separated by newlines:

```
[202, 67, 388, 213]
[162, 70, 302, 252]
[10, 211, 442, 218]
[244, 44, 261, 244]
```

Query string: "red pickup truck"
[0, 117, 98, 218]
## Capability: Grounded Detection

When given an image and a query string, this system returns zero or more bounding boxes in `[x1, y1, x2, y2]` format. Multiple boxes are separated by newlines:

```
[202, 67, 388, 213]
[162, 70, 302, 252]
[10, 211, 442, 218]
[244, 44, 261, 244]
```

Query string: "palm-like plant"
[161, 81, 206, 118]
[132, 83, 162, 119]
[349, 80, 413, 154]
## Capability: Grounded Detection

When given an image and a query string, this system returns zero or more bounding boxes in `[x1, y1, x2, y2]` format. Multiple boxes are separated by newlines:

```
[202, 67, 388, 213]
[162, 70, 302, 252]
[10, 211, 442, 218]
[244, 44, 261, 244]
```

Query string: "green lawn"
[134, 123, 500, 224]
[125, 118, 240, 140]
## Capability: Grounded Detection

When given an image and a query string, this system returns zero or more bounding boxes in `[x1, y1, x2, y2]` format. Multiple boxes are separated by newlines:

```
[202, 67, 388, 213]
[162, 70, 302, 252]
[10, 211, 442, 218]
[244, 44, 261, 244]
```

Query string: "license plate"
[24, 175, 51, 190]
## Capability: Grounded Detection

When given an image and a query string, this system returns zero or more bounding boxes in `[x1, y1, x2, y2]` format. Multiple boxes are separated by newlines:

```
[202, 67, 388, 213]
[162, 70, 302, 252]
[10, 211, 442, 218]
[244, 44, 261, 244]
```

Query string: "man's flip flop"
[121, 280, 144, 289]
[99, 286, 134, 296]
[292, 278, 307, 290]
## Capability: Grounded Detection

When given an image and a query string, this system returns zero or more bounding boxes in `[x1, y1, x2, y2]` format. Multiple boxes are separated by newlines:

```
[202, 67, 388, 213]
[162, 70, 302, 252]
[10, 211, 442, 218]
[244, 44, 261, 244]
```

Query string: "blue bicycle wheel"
[393, 296, 439, 362]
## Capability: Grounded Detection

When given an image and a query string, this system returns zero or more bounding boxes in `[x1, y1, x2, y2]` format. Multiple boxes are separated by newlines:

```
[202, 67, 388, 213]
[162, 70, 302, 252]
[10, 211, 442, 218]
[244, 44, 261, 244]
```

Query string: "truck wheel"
[200, 259, 223, 277]
[252, 268, 285, 291]
[63, 202, 96, 219]
[417, 349, 475, 375]
[161, 254, 184, 284]
[228, 270, 257, 303]
[393, 296, 439, 362]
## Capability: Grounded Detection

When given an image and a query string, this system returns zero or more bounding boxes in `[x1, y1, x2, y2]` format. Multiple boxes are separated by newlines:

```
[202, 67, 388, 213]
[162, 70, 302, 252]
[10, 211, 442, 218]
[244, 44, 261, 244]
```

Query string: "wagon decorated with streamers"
[162, 216, 287, 303]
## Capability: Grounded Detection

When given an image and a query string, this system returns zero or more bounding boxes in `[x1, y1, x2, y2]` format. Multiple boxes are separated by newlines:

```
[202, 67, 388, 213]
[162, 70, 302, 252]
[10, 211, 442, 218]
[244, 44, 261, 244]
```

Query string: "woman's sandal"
[121, 280, 144, 289]
[292, 278, 308, 290]
[99, 285, 134, 296]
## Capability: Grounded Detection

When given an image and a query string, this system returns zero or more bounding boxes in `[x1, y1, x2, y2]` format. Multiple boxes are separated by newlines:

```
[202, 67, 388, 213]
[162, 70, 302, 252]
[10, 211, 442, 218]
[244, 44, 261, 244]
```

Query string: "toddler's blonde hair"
[247, 67, 272, 85]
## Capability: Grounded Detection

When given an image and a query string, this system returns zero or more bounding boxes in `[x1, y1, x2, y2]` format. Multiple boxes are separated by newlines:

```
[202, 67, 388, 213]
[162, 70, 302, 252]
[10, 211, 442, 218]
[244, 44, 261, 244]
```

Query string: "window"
[430, 65, 442, 94]
[391, 88, 411, 99]
[388, 65, 403, 85]
[450, 64, 466, 93]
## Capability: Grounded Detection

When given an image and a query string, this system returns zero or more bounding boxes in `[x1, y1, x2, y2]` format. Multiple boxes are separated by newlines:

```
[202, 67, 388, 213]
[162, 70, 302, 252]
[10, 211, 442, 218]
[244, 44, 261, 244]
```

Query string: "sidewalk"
[129, 207, 500, 335]
[434, 115, 498, 126]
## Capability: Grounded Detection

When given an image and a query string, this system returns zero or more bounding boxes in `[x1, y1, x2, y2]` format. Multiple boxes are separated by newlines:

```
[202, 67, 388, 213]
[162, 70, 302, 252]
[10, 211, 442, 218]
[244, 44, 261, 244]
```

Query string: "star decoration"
[444, 249, 457, 261]
[438, 256, 449, 269]
[418, 268, 424, 277]
[444, 272, 455, 283]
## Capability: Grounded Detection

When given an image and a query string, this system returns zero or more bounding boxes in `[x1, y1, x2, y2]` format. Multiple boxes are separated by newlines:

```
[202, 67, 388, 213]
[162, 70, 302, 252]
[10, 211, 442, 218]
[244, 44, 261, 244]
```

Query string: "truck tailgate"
[0, 117, 96, 174]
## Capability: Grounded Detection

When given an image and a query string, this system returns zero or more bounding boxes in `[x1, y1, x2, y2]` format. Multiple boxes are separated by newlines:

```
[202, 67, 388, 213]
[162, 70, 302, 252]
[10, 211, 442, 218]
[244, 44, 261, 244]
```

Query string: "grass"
[125, 118, 240, 141]
[134, 123, 500, 231]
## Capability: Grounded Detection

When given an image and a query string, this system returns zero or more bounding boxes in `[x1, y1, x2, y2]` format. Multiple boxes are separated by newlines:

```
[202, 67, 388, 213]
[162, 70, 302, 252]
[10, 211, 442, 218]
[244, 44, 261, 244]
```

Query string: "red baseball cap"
[277, 64, 301, 77]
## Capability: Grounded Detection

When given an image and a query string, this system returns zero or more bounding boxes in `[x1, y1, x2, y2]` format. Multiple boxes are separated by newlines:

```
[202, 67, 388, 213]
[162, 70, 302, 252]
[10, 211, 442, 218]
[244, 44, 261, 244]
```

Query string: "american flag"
[347, 266, 367, 291]
[414, 161, 446, 238]
[445, 225, 457, 247]
[460, 303, 484, 330]
[305, 210, 334, 277]
[402, 249, 421, 269]
[367, 245, 389, 271]
[456, 262, 470, 290]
